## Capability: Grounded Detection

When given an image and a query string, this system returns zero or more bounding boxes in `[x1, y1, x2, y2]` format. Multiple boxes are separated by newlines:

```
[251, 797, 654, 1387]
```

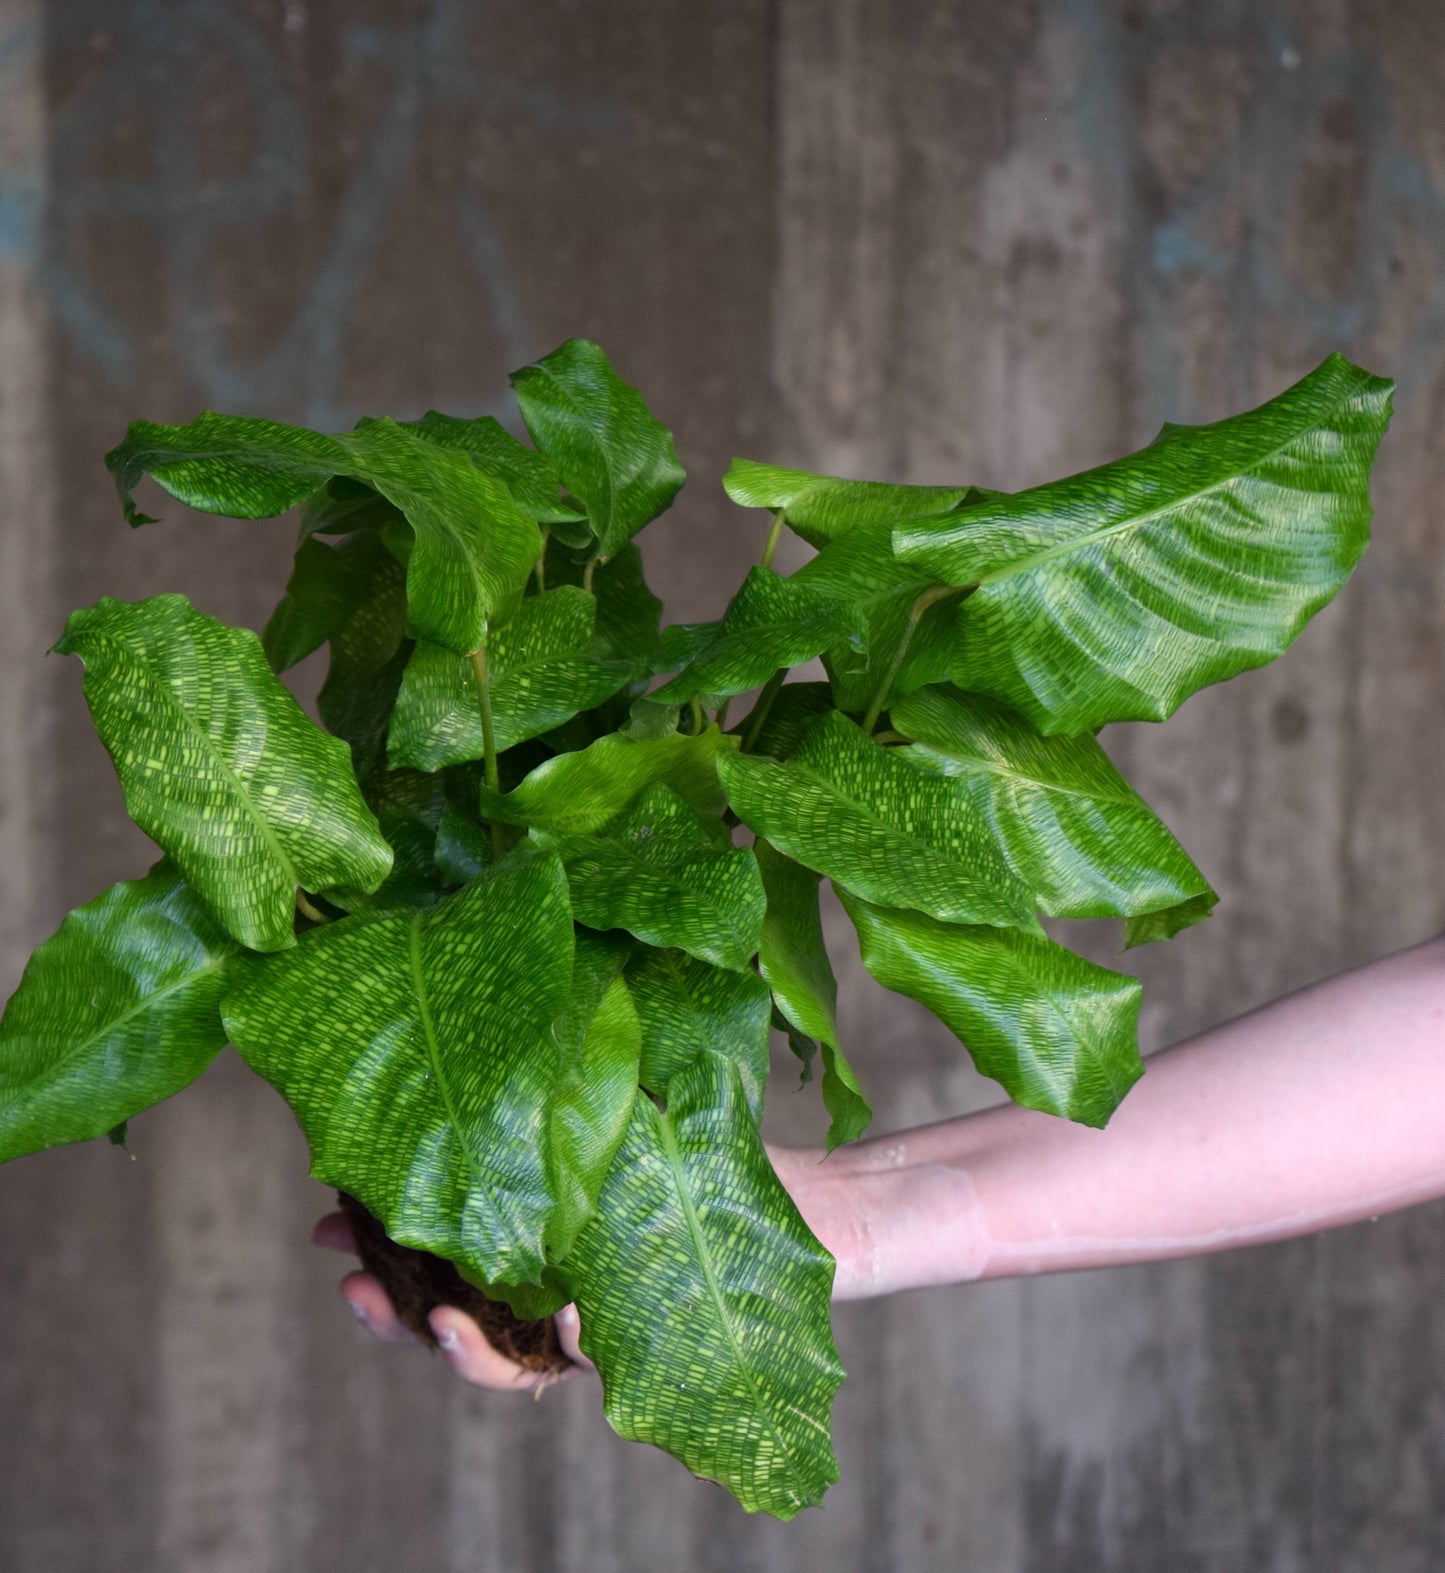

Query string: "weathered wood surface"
[3, 1, 1445, 1567]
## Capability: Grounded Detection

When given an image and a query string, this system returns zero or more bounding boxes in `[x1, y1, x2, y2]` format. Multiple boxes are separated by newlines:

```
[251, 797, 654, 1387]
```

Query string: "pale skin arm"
[317, 931, 1445, 1388]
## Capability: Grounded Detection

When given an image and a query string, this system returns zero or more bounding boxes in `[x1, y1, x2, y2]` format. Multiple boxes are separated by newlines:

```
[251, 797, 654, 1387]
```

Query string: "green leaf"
[106, 412, 544, 655]
[736, 681, 834, 760]
[330, 768, 448, 913]
[892, 685, 1217, 932]
[718, 711, 1039, 933]
[263, 535, 366, 674]
[434, 796, 493, 887]
[723, 458, 981, 549]
[399, 411, 587, 525]
[387, 588, 638, 771]
[223, 849, 575, 1284]
[297, 479, 405, 541]
[566, 1052, 843, 1518]
[649, 567, 858, 709]
[755, 842, 869, 1151]
[510, 339, 685, 559]
[56, 596, 393, 952]
[314, 533, 412, 777]
[545, 933, 642, 1259]
[838, 891, 1143, 1127]
[478, 726, 735, 835]
[0, 863, 236, 1162]
[536, 784, 765, 971]
[893, 355, 1395, 734]
[627, 947, 771, 1123]
[1122, 893, 1219, 949]
[791, 521, 965, 714]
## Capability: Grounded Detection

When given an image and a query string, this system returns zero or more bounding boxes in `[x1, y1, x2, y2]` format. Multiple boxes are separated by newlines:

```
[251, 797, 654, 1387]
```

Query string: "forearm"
[780, 933, 1445, 1298]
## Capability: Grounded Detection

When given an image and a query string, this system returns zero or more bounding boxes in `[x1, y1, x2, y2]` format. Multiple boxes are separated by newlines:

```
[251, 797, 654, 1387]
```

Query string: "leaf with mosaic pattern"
[223, 849, 574, 1284]
[838, 890, 1143, 1127]
[893, 355, 1394, 734]
[565, 1051, 843, 1517]
[55, 596, 393, 953]
[0, 862, 236, 1162]
[388, 587, 638, 771]
[717, 710, 1039, 933]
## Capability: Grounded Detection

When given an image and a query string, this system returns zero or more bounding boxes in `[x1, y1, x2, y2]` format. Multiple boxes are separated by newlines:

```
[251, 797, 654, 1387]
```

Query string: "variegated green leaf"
[755, 842, 869, 1151]
[893, 355, 1394, 734]
[56, 596, 393, 952]
[399, 411, 587, 525]
[892, 685, 1216, 934]
[627, 946, 771, 1122]
[478, 726, 735, 835]
[791, 520, 967, 714]
[649, 567, 858, 710]
[546, 933, 642, 1260]
[739, 681, 834, 760]
[388, 587, 637, 771]
[567, 1051, 843, 1518]
[717, 711, 1039, 933]
[223, 849, 574, 1284]
[106, 412, 544, 655]
[263, 534, 367, 674]
[839, 890, 1143, 1126]
[536, 784, 764, 971]
[511, 339, 685, 559]
[0, 863, 236, 1161]
[313, 532, 412, 777]
[723, 458, 980, 549]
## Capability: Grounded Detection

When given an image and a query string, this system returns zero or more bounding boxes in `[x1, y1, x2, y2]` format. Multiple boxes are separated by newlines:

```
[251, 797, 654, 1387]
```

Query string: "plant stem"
[534, 529, 549, 595]
[861, 584, 965, 734]
[688, 697, 705, 736]
[583, 555, 599, 594]
[760, 509, 786, 571]
[741, 667, 787, 752]
[295, 889, 330, 925]
[469, 643, 506, 862]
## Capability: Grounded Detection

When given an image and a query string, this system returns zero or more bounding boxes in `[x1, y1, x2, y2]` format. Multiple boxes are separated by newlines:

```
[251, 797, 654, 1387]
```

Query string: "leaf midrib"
[903, 744, 1133, 806]
[407, 911, 479, 1190]
[652, 1093, 808, 1507]
[15, 957, 228, 1093]
[943, 401, 1355, 588]
[113, 640, 303, 894]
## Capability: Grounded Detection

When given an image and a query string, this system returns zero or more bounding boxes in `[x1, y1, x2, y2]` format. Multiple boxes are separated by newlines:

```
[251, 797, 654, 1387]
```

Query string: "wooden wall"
[3, 1, 1445, 1567]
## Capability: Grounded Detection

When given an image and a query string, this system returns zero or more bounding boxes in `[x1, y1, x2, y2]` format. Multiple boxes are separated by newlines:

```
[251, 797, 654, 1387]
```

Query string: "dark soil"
[337, 1192, 571, 1376]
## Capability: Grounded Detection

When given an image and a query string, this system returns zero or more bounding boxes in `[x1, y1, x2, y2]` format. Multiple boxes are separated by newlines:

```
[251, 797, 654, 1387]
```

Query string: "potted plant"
[0, 341, 1392, 1516]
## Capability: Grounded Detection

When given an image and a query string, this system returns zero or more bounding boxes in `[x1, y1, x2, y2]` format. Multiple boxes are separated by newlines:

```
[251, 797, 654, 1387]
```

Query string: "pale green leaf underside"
[223, 851, 575, 1283]
[718, 711, 1040, 933]
[388, 587, 637, 771]
[723, 458, 979, 550]
[627, 946, 771, 1123]
[650, 567, 858, 709]
[567, 1052, 843, 1518]
[839, 890, 1143, 1127]
[755, 842, 870, 1151]
[537, 784, 765, 972]
[511, 339, 685, 559]
[56, 596, 393, 953]
[478, 726, 735, 835]
[892, 685, 1216, 931]
[0, 863, 235, 1161]
[106, 412, 543, 655]
[893, 354, 1394, 734]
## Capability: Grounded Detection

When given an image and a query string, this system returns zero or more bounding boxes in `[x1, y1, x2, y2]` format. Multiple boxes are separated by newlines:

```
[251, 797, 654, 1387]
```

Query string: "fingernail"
[555, 1305, 578, 1332]
[435, 1324, 462, 1356]
[345, 1299, 368, 1328]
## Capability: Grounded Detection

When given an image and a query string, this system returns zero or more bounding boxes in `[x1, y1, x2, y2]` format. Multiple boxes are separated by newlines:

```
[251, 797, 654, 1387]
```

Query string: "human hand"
[313, 1140, 871, 1391]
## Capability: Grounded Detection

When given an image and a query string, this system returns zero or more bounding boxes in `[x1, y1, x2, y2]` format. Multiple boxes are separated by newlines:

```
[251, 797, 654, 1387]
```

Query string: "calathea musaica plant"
[0, 342, 1392, 1516]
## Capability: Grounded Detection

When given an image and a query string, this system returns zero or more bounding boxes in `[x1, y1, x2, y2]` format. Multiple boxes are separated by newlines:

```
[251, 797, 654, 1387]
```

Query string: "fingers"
[429, 1306, 584, 1392]
[554, 1304, 594, 1372]
[339, 1271, 421, 1345]
[312, 1210, 356, 1253]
